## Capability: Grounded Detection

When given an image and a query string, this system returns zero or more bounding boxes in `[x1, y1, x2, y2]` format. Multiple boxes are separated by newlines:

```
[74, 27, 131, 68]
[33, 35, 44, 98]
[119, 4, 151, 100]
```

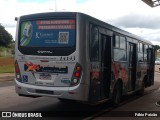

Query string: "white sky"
[0, 0, 160, 45]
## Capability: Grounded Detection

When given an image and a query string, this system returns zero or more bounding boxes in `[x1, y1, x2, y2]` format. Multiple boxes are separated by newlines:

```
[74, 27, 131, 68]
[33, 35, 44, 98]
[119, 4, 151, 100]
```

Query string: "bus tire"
[136, 88, 144, 95]
[58, 98, 73, 102]
[143, 75, 149, 88]
[136, 82, 144, 95]
[112, 81, 122, 105]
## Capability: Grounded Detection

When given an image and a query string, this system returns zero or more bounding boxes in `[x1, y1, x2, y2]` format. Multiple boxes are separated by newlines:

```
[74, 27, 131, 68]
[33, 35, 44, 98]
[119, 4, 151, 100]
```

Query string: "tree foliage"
[0, 24, 13, 47]
[154, 45, 160, 51]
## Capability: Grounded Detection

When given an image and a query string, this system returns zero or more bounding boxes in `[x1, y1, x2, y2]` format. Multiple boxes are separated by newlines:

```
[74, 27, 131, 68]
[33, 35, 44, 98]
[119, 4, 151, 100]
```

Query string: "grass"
[0, 57, 14, 73]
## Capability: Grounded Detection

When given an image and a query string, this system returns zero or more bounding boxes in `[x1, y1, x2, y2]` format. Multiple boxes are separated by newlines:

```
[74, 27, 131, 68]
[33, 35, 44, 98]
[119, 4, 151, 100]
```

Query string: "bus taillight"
[15, 64, 20, 73]
[74, 71, 80, 77]
[70, 63, 82, 86]
[15, 60, 21, 82]
[76, 66, 81, 71]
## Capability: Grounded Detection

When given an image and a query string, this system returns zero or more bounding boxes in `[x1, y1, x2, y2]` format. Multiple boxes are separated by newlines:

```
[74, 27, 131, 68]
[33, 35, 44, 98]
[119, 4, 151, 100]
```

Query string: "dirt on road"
[0, 57, 14, 66]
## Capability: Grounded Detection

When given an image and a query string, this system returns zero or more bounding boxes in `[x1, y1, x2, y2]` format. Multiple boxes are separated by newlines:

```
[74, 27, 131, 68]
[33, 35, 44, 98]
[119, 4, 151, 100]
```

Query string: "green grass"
[0, 57, 14, 73]
[0, 65, 14, 73]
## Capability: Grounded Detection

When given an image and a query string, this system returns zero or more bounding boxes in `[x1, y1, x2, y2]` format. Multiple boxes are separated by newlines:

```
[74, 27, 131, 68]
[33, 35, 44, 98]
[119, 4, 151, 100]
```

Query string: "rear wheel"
[58, 98, 74, 102]
[136, 82, 145, 95]
[136, 88, 144, 95]
[112, 81, 122, 105]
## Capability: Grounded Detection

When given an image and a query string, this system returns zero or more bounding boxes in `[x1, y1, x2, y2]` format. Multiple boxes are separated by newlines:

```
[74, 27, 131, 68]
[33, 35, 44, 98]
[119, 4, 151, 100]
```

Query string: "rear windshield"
[19, 19, 76, 47]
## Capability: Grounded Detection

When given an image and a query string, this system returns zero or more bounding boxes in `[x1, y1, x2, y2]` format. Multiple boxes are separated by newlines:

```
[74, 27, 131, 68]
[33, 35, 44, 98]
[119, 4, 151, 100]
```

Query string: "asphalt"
[93, 88, 160, 120]
[0, 67, 160, 120]
[93, 69, 160, 119]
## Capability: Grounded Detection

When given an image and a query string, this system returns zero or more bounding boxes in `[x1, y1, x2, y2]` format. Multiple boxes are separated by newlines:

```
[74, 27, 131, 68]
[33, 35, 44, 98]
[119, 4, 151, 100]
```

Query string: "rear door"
[100, 34, 112, 99]
[147, 47, 155, 86]
[89, 24, 113, 103]
[128, 43, 137, 91]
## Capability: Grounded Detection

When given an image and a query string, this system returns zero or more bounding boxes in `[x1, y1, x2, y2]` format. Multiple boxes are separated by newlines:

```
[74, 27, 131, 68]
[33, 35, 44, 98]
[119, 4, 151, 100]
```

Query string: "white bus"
[15, 12, 155, 104]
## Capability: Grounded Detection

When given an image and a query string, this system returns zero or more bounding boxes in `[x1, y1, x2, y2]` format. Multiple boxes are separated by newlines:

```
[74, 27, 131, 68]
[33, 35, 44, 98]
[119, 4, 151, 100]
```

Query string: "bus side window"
[120, 36, 126, 49]
[144, 44, 148, 62]
[147, 47, 153, 63]
[113, 35, 127, 61]
[138, 42, 144, 62]
[90, 25, 99, 61]
[113, 35, 116, 47]
[113, 35, 119, 48]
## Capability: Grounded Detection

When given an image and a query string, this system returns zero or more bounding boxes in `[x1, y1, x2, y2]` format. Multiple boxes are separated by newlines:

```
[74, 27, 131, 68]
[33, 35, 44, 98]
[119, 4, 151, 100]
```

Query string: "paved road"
[0, 85, 116, 119]
[93, 72, 160, 120]
[0, 72, 160, 119]
[0, 80, 14, 87]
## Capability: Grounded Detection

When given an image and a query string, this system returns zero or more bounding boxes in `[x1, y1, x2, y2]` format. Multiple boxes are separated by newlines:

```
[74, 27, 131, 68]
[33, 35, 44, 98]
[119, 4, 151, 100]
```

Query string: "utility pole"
[50, 0, 57, 11]
[55, 0, 57, 11]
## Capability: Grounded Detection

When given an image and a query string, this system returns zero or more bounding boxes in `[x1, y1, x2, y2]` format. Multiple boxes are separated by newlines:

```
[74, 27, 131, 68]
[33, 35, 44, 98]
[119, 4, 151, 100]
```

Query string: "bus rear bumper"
[15, 79, 88, 101]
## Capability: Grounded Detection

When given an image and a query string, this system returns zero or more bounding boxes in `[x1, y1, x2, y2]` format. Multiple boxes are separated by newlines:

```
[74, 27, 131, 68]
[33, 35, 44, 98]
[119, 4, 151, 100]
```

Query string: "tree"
[0, 24, 13, 47]
[154, 45, 160, 51]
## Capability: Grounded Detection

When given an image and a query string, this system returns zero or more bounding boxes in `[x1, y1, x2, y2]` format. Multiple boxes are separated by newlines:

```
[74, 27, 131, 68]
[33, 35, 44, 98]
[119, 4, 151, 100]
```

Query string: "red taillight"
[15, 60, 21, 82]
[70, 64, 82, 86]
[15, 68, 20, 73]
[74, 71, 80, 77]
[15, 61, 20, 73]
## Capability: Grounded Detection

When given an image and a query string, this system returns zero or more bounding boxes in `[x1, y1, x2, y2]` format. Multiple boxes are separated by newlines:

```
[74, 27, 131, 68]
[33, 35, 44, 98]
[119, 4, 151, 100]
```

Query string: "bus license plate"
[39, 74, 51, 80]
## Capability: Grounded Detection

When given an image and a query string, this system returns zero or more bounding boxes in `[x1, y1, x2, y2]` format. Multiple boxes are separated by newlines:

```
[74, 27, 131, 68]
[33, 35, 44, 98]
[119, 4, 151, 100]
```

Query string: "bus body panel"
[15, 78, 88, 101]
[15, 12, 155, 104]
[15, 12, 90, 102]
[16, 56, 76, 87]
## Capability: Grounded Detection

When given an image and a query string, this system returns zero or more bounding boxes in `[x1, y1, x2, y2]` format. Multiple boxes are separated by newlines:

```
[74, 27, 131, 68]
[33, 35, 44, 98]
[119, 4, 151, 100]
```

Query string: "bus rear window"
[19, 19, 76, 47]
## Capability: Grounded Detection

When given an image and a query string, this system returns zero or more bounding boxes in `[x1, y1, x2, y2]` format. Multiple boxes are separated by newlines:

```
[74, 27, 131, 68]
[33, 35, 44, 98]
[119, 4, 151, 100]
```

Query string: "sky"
[0, 0, 160, 45]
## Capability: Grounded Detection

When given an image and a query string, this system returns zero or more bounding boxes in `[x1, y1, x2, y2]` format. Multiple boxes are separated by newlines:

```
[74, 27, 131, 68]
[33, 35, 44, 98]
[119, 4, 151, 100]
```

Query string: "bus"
[15, 12, 155, 104]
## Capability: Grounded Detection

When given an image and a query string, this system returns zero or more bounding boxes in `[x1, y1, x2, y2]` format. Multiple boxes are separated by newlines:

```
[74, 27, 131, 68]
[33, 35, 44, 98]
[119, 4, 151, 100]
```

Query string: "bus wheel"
[112, 81, 122, 105]
[136, 82, 144, 95]
[58, 98, 73, 102]
[136, 88, 144, 95]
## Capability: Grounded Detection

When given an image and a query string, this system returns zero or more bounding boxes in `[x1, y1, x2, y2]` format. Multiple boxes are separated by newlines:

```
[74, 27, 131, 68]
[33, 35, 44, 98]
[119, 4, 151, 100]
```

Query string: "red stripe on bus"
[36, 20, 75, 25]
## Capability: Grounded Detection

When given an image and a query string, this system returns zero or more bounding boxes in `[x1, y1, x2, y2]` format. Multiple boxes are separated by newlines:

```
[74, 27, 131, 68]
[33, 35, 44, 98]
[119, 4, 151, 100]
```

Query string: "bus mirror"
[15, 17, 18, 21]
